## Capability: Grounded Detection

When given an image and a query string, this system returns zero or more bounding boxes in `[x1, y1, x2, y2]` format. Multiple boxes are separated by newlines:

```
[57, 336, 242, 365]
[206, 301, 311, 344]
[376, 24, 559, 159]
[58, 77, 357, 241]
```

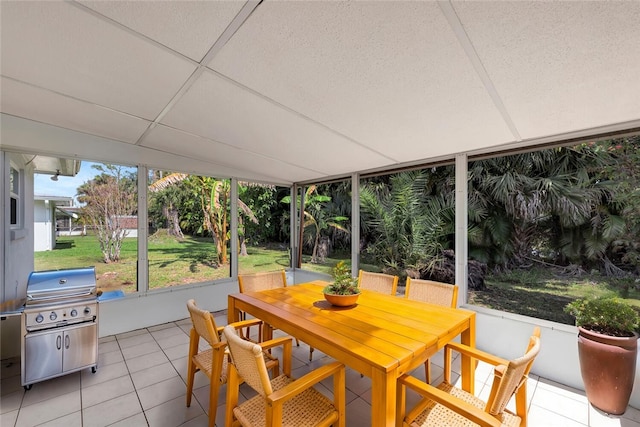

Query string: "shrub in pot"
[564, 296, 640, 415]
[323, 261, 360, 307]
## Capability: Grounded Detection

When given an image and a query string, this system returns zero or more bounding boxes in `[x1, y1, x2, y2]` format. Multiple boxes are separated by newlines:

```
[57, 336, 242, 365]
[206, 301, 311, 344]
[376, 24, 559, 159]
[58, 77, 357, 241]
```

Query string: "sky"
[34, 161, 135, 205]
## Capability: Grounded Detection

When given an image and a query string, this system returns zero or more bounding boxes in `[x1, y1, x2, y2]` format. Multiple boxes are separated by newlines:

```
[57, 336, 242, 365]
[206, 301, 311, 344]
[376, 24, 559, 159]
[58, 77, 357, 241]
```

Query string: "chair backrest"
[223, 325, 273, 397]
[485, 327, 541, 415]
[187, 299, 221, 347]
[238, 270, 287, 293]
[358, 270, 399, 295]
[405, 278, 458, 308]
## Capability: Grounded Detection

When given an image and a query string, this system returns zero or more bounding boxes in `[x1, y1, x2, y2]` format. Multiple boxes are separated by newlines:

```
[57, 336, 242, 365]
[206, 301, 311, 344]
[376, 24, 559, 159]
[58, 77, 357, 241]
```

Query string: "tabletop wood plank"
[231, 293, 406, 373]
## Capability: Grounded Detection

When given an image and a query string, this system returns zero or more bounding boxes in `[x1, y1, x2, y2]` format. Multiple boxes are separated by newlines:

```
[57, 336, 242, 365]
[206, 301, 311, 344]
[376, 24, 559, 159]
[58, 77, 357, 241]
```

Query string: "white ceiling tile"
[160, 71, 392, 177]
[1, 1, 638, 184]
[453, 2, 640, 139]
[143, 125, 323, 184]
[78, 1, 245, 62]
[208, 1, 514, 162]
[0, 78, 150, 144]
[0, 1, 197, 120]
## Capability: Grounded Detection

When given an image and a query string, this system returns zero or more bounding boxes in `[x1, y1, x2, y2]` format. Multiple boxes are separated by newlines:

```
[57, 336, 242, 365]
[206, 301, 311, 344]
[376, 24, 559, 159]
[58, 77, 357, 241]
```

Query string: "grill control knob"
[84, 307, 91, 315]
[49, 312, 57, 321]
[35, 314, 44, 323]
[70, 309, 78, 317]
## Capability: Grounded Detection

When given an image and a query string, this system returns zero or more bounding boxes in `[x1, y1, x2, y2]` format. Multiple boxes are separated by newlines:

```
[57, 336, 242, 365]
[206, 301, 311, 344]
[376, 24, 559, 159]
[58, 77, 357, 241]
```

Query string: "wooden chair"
[222, 325, 346, 427]
[358, 269, 399, 295]
[405, 278, 459, 383]
[185, 299, 279, 427]
[238, 270, 288, 294]
[238, 270, 314, 361]
[405, 278, 458, 308]
[397, 327, 541, 427]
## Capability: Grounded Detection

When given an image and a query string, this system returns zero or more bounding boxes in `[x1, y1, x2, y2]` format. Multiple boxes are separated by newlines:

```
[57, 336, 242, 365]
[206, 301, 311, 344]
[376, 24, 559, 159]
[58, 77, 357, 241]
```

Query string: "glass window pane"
[10, 167, 18, 194]
[466, 137, 640, 325]
[360, 166, 455, 293]
[296, 181, 352, 277]
[237, 183, 290, 275]
[34, 161, 139, 294]
[147, 171, 230, 290]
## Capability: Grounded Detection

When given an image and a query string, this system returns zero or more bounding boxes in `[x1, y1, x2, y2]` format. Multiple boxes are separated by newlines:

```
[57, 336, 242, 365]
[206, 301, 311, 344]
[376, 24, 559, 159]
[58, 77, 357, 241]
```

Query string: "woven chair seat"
[234, 375, 337, 427]
[410, 382, 521, 427]
[193, 349, 226, 384]
[193, 348, 277, 386]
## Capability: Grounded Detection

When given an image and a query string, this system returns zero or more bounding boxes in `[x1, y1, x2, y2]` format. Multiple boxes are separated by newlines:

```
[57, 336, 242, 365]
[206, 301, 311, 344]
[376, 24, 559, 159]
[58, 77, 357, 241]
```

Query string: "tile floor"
[2, 311, 640, 427]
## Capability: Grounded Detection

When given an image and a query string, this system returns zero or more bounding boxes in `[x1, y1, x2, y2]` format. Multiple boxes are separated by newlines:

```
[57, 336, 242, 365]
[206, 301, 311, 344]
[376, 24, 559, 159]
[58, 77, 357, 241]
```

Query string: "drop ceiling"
[1, 1, 639, 185]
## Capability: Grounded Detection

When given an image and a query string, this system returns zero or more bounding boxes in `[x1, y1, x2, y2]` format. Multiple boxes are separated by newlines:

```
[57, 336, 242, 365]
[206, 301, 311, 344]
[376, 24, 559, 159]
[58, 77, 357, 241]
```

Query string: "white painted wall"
[471, 305, 640, 410]
[3, 153, 34, 304]
[97, 269, 326, 337]
[33, 199, 53, 251]
[1, 152, 35, 359]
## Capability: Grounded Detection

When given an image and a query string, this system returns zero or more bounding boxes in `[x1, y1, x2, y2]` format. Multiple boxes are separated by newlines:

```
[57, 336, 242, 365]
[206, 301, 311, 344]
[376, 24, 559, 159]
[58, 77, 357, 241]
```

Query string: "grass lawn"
[469, 267, 640, 324]
[35, 235, 639, 326]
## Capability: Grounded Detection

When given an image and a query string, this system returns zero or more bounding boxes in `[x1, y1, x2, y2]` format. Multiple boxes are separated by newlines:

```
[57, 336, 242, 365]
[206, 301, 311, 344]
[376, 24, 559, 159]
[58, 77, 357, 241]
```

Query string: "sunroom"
[2, 2, 640, 426]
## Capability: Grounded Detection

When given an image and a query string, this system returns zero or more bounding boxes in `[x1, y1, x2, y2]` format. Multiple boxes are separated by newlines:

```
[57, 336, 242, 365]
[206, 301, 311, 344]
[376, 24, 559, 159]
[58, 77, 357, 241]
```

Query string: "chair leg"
[186, 358, 195, 406]
[186, 328, 199, 407]
[208, 381, 219, 427]
[424, 359, 431, 384]
[208, 350, 225, 427]
[309, 346, 314, 361]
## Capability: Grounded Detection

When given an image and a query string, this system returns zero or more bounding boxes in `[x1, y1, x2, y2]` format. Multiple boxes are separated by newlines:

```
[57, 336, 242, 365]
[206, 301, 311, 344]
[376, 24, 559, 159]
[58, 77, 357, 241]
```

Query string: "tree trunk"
[240, 237, 248, 256]
[166, 208, 184, 239]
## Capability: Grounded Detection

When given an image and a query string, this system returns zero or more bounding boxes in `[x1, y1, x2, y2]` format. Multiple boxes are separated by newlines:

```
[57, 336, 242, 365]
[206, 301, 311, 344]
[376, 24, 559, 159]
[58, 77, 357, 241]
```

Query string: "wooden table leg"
[227, 295, 240, 324]
[460, 313, 476, 394]
[371, 368, 396, 427]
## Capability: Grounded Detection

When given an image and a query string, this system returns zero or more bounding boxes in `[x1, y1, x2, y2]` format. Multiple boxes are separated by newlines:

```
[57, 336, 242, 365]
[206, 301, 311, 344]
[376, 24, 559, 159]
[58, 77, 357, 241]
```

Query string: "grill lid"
[26, 267, 97, 304]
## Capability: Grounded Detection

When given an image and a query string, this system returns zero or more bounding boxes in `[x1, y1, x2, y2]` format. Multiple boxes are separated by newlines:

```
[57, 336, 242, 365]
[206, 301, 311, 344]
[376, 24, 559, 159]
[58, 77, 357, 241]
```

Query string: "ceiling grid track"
[438, 1, 522, 142]
[133, 0, 264, 147]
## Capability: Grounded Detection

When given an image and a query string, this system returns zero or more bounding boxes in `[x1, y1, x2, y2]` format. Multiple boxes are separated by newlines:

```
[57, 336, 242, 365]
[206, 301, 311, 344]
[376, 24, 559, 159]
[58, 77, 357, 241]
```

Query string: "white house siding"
[33, 199, 54, 251]
[1, 152, 35, 359]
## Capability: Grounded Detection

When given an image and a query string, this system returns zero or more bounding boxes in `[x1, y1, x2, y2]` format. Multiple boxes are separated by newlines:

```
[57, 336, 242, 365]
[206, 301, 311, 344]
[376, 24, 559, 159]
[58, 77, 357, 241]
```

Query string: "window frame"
[9, 165, 21, 229]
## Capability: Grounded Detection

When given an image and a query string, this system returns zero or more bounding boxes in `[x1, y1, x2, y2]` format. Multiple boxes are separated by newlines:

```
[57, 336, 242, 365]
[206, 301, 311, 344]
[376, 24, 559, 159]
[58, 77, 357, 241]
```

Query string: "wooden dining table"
[227, 281, 476, 427]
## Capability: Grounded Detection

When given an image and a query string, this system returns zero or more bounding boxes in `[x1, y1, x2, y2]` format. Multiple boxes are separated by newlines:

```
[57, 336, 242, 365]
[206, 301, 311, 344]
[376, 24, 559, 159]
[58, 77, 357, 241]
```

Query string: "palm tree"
[148, 173, 257, 266]
[468, 145, 614, 269]
[360, 168, 456, 275]
[282, 185, 350, 264]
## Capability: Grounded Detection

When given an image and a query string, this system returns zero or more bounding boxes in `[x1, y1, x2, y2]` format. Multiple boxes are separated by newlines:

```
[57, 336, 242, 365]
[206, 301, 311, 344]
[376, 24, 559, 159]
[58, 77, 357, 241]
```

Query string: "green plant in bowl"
[324, 261, 360, 295]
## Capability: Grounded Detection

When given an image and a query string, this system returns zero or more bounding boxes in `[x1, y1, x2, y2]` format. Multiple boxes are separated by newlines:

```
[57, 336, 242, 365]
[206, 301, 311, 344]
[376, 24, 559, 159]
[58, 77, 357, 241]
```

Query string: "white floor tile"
[82, 391, 143, 427]
[0, 409, 18, 427]
[130, 361, 178, 390]
[5, 318, 639, 427]
[82, 375, 135, 408]
[81, 360, 128, 387]
[121, 340, 162, 360]
[145, 395, 204, 427]
[37, 411, 82, 427]
[21, 372, 80, 407]
[16, 390, 81, 427]
[137, 375, 188, 411]
[0, 390, 24, 414]
[107, 412, 149, 427]
[126, 350, 170, 373]
[156, 332, 190, 350]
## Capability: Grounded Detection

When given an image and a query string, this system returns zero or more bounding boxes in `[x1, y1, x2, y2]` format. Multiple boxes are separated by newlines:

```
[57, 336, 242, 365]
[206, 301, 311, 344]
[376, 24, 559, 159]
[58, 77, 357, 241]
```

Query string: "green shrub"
[564, 296, 640, 337]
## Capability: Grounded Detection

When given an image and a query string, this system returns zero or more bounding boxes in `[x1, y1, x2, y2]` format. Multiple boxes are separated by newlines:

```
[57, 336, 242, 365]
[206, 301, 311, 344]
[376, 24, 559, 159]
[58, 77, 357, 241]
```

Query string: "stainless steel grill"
[21, 267, 99, 389]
